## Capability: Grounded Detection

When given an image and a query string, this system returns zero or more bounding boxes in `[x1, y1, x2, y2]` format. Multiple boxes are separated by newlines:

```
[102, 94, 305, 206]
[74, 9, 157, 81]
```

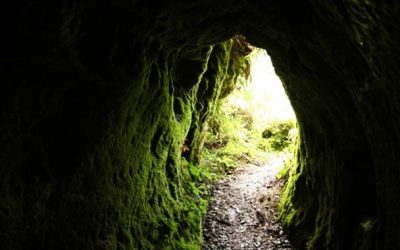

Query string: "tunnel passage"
[1, 1, 400, 249]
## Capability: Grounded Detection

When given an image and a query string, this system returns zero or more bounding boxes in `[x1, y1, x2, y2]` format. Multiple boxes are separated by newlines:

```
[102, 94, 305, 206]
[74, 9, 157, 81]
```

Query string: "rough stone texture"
[0, 2, 240, 249]
[1, 0, 400, 249]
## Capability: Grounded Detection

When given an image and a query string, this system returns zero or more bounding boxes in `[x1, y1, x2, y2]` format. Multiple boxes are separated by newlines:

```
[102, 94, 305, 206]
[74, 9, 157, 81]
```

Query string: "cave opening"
[3, 1, 400, 249]
[202, 47, 297, 174]
[201, 46, 298, 248]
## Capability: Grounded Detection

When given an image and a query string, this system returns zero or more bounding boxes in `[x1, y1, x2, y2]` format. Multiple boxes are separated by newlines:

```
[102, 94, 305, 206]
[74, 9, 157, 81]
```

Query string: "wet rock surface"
[203, 160, 294, 249]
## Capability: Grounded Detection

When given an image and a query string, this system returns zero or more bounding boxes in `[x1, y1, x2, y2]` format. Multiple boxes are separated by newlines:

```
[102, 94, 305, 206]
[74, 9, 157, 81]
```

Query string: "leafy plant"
[200, 49, 298, 177]
[262, 120, 297, 151]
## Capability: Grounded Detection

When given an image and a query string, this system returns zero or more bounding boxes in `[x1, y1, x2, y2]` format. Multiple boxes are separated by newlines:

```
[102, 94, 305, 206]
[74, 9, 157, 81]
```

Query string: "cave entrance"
[202, 48, 297, 249]
[202, 48, 297, 174]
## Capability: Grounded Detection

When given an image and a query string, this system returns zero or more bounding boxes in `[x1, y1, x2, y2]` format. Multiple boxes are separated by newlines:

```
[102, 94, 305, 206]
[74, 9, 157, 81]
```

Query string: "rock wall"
[0, 1, 243, 249]
[2, 0, 400, 249]
[254, 2, 400, 249]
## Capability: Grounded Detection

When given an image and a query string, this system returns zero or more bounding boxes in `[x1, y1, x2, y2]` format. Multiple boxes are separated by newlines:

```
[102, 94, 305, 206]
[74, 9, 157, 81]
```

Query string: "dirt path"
[203, 157, 295, 250]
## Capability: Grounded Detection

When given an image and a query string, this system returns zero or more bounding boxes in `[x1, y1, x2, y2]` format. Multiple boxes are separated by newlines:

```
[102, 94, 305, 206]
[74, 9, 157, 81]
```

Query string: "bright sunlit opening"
[203, 48, 297, 174]
[226, 49, 296, 132]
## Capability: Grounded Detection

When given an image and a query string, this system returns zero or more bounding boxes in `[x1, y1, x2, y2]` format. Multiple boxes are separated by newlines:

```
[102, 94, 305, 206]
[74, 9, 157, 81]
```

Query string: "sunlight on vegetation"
[201, 49, 298, 176]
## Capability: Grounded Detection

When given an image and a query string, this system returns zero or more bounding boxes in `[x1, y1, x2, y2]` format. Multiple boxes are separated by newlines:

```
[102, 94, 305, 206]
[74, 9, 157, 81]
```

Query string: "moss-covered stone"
[2, 1, 400, 249]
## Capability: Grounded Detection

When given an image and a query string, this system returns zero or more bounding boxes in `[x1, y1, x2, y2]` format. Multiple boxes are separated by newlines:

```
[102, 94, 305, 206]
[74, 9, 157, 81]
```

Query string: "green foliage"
[202, 105, 265, 174]
[201, 66, 298, 176]
[262, 120, 297, 151]
[199, 49, 301, 249]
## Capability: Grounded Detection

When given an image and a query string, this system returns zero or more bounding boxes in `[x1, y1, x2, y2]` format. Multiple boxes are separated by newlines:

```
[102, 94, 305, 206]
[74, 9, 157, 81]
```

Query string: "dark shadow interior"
[1, 1, 400, 249]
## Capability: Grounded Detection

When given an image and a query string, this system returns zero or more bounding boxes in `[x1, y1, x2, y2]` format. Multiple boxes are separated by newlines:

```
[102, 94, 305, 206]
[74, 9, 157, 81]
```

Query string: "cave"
[1, 1, 399, 249]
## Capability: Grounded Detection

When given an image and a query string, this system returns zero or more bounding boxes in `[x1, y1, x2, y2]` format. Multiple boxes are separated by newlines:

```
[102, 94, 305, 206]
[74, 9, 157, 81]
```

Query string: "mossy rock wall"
[165, 1, 400, 249]
[2, 1, 400, 249]
[260, 2, 400, 249]
[0, 2, 240, 249]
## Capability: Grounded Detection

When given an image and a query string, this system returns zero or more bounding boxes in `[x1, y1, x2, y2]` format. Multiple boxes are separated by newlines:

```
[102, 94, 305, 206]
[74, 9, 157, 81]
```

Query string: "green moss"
[278, 132, 301, 226]
[88, 39, 246, 249]
[6, 1, 399, 249]
[1, 39, 242, 249]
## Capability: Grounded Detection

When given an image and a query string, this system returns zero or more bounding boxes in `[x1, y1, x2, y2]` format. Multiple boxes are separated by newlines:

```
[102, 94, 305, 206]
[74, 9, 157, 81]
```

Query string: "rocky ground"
[203, 158, 295, 250]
